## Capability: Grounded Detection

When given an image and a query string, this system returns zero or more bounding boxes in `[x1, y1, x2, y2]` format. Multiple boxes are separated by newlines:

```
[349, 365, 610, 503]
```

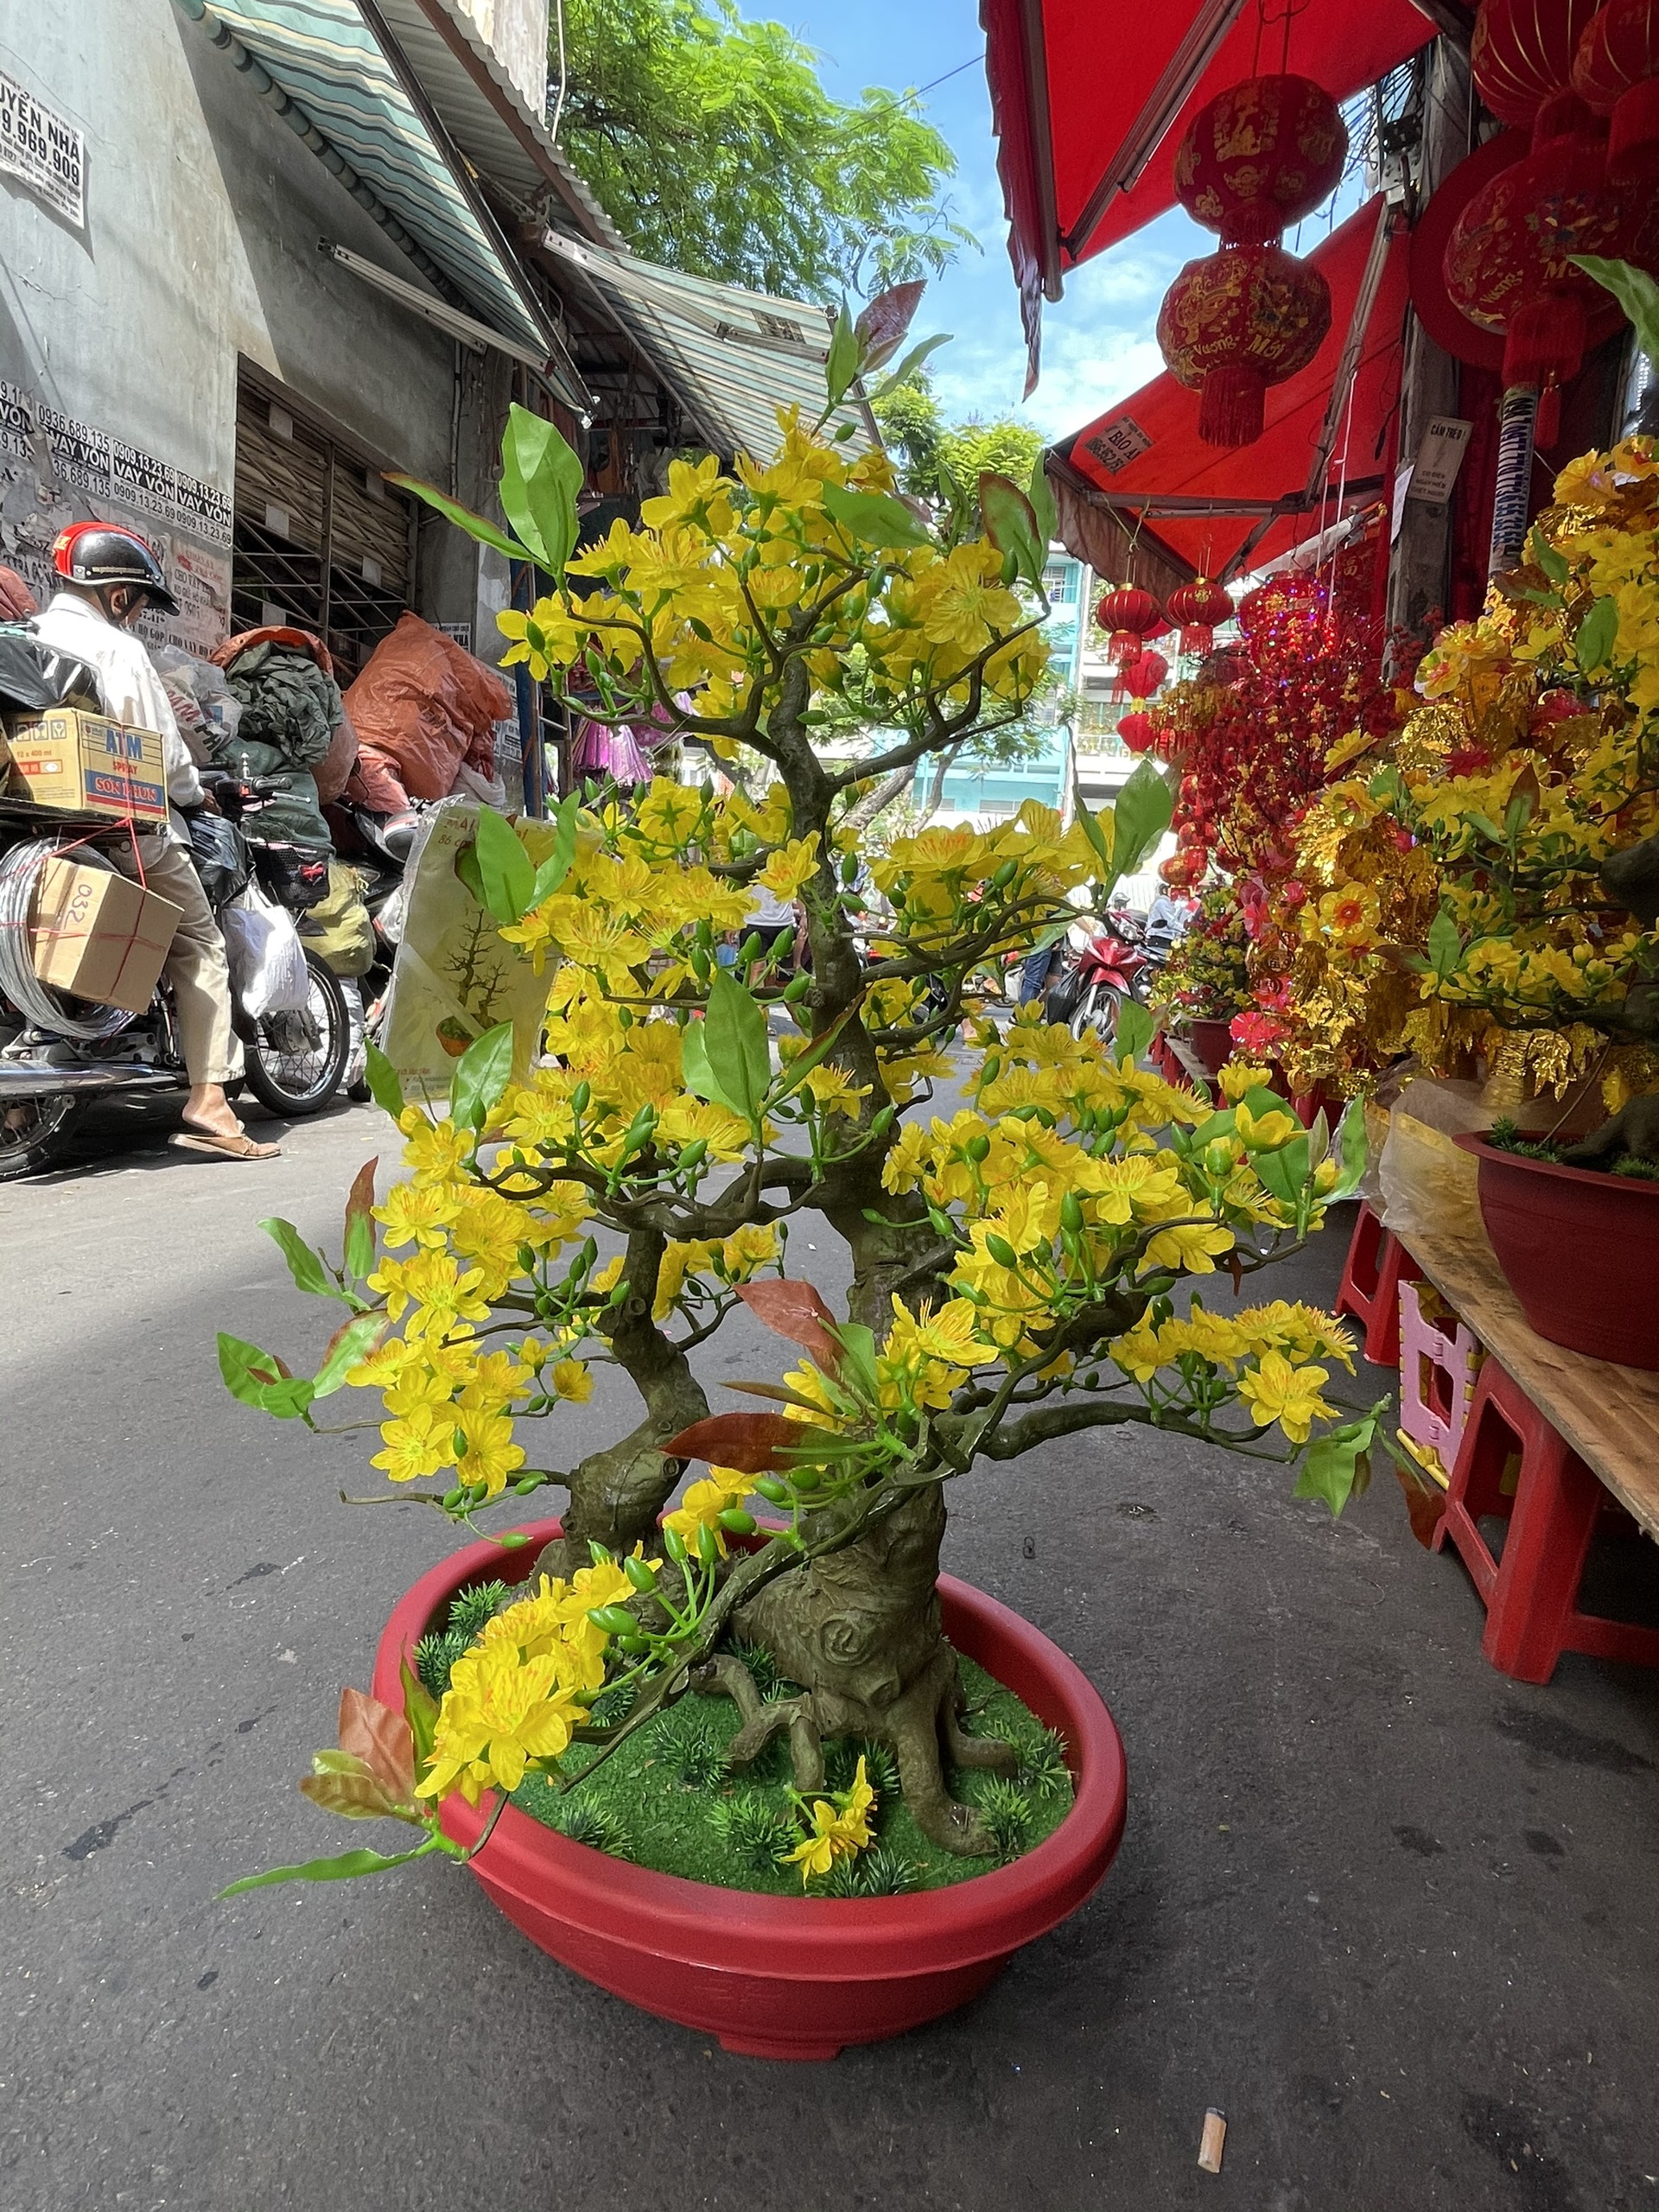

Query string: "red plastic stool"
[1334, 1201, 1421, 1367]
[1433, 1357, 1659, 1683]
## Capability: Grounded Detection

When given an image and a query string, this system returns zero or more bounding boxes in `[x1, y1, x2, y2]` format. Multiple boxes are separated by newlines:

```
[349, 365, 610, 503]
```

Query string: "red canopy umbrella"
[1054, 197, 1410, 579]
[981, 0, 1434, 390]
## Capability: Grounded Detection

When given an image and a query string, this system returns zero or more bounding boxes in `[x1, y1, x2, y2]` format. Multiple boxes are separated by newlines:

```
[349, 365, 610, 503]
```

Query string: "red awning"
[981, 0, 1434, 386]
[1056, 195, 1412, 579]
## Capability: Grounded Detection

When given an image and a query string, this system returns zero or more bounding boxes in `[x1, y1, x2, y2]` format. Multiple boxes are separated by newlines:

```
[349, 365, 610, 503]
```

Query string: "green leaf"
[383, 473, 529, 562]
[870, 332, 952, 400]
[978, 473, 1044, 589]
[1569, 254, 1659, 364]
[1575, 596, 1618, 673]
[216, 1332, 315, 1421]
[400, 1656, 439, 1770]
[1251, 1133, 1312, 1208]
[1027, 448, 1057, 550]
[454, 840, 485, 907]
[679, 1015, 718, 1106]
[343, 1156, 378, 1284]
[823, 300, 860, 410]
[259, 1217, 338, 1301]
[531, 791, 582, 905]
[1293, 1417, 1376, 1518]
[364, 1042, 404, 1123]
[314, 1310, 391, 1401]
[219, 1837, 441, 1898]
[1114, 998, 1154, 1065]
[1330, 1099, 1370, 1202]
[450, 1019, 515, 1133]
[768, 1001, 859, 1104]
[472, 805, 536, 925]
[1528, 524, 1568, 585]
[1109, 758, 1173, 880]
[703, 969, 772, 1123]
[823, 1320, 878, 1400]
[820, 479, 931, 549]
[499, 402, 582, 575]
[1426, 908, 1464, 980]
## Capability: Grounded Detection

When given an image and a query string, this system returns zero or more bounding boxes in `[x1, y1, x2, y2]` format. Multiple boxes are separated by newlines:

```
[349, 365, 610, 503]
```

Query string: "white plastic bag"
[221, 880, 311, 1018]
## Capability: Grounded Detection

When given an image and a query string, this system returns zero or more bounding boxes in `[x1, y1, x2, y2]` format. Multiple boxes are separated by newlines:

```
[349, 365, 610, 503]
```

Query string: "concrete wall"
[448, 0, 550, 118]
[0, 0, 477, 618]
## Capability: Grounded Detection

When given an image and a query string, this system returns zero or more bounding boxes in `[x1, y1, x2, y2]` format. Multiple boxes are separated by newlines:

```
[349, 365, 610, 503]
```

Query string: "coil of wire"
[0, 838, 136, 1039]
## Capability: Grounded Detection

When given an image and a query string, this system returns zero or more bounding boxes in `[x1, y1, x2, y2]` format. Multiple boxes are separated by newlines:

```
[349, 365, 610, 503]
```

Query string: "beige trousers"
[111, 837, 242, 1086]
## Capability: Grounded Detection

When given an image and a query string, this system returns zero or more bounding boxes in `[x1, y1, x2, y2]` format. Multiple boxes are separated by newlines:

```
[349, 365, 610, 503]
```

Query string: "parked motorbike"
[321, 798, 422, 1097]
[0, 771, 350, 1179]
[1043, 910, 1155, 1038]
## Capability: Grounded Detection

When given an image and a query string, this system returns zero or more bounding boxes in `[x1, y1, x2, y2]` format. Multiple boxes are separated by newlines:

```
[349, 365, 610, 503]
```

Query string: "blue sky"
[742, 1, 1367, 443]
[740, 0, 1208, 442]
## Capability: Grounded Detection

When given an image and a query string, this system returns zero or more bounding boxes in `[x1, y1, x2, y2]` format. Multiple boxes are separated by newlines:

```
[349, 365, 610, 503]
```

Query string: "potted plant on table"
[216, 313, 1381, 2056]
[1151, 881, 1258, 1077]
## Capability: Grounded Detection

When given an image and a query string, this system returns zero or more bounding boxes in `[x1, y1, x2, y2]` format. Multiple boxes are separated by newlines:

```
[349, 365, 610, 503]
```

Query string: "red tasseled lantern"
[1117, 710, 1154, 754]
[1157, 243, 1332, 449]
[1165, 577, 1235, 656]
[1173, 73, 1349, 245]
[1443, 125, 1638, 441]
[1472, 0, 1606, 127]
[1122, 649, 1169, 702]
[1096, 585, 1160, 640]
[1574, 0, 1659, 184]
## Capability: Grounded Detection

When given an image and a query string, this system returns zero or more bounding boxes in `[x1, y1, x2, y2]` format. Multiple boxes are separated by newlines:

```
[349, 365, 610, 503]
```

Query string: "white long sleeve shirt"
[30, 589, 202, 841]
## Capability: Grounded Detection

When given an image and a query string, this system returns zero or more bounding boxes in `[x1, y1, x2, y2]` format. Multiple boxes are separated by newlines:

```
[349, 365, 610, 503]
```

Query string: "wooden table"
[1396, 1211, 1659, 1544]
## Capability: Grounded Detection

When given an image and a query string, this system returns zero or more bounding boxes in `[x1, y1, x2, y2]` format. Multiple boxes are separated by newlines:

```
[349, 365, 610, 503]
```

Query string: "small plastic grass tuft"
[667, 1716, 728, 1789]
[856, 1844, 922, 1897]
[550, 1796, 637, 1860]
[448, 1579, 509, 1639]
[1018, 1726, 1071, 1797]
[712, 1791, 797, 1872]
[588, 1678, 637, 1728]
[824, 1738, 899, 1800]
[976, 1777, 1036, 1863]
[727, 1638, 779, 1696]
[414, 1628, 467, 1700]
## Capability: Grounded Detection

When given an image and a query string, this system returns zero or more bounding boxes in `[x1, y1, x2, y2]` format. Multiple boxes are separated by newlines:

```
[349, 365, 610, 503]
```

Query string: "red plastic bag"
[342, 614, 512, 803]
[346, 741, 411, 814]
[315, 703, 360, 805]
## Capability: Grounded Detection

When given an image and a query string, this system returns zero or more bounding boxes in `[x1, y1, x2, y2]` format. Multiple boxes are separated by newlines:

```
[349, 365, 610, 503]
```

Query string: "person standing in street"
[30, 524, 279, 1160]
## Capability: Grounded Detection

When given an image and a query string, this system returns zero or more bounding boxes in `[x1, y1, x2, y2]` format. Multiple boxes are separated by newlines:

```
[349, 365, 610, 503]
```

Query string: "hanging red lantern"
[1442, 126, 1637, 441]
[1472, 0, 1606, 129]
[1096, 585, 1160, 641]
[1165, 577, 1235, 656]
[1238, 569, 1325, 638]
[1173, 74, 1349, 245]
[1116, 710, 1154, 754]
[1574, 0, 1659, 185]
[1122, 649, 1169, 702]
[1157, 242, 1332, 448]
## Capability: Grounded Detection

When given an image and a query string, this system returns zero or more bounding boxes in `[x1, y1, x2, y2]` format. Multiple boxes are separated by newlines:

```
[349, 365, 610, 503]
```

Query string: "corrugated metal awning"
[175, 0, 551, 358]
[539, 231, 878, 465]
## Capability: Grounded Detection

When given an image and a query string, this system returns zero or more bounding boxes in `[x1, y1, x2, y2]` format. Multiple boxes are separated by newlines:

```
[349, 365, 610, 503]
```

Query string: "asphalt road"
[4, 1094, 1659, 2210]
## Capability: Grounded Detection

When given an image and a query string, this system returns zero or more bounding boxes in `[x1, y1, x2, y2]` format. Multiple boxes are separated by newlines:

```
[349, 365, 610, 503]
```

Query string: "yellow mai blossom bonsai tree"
[219, 300, 1380, 1895]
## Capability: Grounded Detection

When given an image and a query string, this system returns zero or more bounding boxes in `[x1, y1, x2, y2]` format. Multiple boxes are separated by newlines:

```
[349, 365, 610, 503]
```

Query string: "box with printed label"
[28, 855, 181, 1011]
[1, 707, 168, 822]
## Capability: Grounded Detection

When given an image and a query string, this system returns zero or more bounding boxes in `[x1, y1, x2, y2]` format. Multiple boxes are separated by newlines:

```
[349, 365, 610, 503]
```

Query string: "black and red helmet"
[51, 521, 179, 614]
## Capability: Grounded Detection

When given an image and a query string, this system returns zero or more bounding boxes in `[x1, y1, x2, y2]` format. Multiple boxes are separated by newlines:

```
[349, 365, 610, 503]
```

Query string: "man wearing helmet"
[30, 523, 279, 1159]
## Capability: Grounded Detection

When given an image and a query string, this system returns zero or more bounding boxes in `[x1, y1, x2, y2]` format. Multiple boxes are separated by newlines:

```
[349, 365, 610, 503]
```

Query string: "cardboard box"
[2, 707, 168, 823]
[29, 855, 181, 1012]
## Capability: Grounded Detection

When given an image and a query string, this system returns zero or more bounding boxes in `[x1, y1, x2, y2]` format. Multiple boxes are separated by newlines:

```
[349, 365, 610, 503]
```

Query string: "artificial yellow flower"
[551, 1358, 593, 1404]
[1236, 1351, 1337, 1443]
[416, 1642, 586, 1802]
[371, 1406, 459, 1484]
[454, 1406, 524, 1500]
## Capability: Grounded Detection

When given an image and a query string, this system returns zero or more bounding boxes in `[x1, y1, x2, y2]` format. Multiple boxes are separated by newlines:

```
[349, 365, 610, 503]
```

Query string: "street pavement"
[4, 1094, 1659, 2210]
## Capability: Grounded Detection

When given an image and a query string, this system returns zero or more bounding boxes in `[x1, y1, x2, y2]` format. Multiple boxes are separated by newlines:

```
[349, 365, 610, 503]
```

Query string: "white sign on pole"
[0, 71, 84, 227]
[1407, 417, 1473, 506]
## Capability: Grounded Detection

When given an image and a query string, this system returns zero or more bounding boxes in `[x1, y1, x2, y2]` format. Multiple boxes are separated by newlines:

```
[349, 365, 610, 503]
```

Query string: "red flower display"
[1173, 73, 1349, 245]
[1574, 0, 1659, 183]
[1157, 243, 1332, 448]
[1165, 577, 1235, 656]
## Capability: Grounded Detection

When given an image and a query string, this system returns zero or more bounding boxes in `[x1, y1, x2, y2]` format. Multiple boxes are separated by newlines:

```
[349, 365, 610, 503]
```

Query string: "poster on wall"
[0, 380, 232, 657]
[0, 70, 85, 228]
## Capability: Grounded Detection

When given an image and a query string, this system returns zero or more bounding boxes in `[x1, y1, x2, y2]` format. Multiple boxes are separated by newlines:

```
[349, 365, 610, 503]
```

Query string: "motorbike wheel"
[0, 1093, 89, 1181]
[1071, 984, 1122, 1041]
[244, 952, 350, 1117]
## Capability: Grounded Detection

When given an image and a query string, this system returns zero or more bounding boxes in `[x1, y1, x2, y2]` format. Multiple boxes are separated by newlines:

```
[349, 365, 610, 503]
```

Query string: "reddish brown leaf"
[337, 1688, 416, 1799]
[854, 280, 925, 372]
[344, 1155, 378, 1279]
[1394, 1455, 1446, 1550]
[736, 1279, 843, 1372]
[300, 1767, 408, 1821]
[661, 1411, 810, 1474]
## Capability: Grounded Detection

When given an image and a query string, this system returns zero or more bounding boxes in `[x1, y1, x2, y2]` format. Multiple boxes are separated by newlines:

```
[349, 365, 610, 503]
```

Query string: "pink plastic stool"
[1433, 1357, 1659, 1683]
[1397, 1281, 1484, 1482]
[1335, 1201, 1422, 1367]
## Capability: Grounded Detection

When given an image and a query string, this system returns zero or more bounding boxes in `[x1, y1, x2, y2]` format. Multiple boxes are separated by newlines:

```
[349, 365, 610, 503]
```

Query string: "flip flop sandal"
[173, 1129, 283, 1161]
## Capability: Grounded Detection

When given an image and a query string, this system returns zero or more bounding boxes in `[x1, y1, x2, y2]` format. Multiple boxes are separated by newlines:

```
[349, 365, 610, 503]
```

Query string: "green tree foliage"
[873, 375, 1043, 505]
[556, 0, 971, 298]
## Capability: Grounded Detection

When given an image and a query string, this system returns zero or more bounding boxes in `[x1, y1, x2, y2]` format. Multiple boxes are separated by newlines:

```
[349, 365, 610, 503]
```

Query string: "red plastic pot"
[1454, 1133, 1659, 1369]
[1180, 1015, 1236, 1078]
[372, 1521, 1128, 2060]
